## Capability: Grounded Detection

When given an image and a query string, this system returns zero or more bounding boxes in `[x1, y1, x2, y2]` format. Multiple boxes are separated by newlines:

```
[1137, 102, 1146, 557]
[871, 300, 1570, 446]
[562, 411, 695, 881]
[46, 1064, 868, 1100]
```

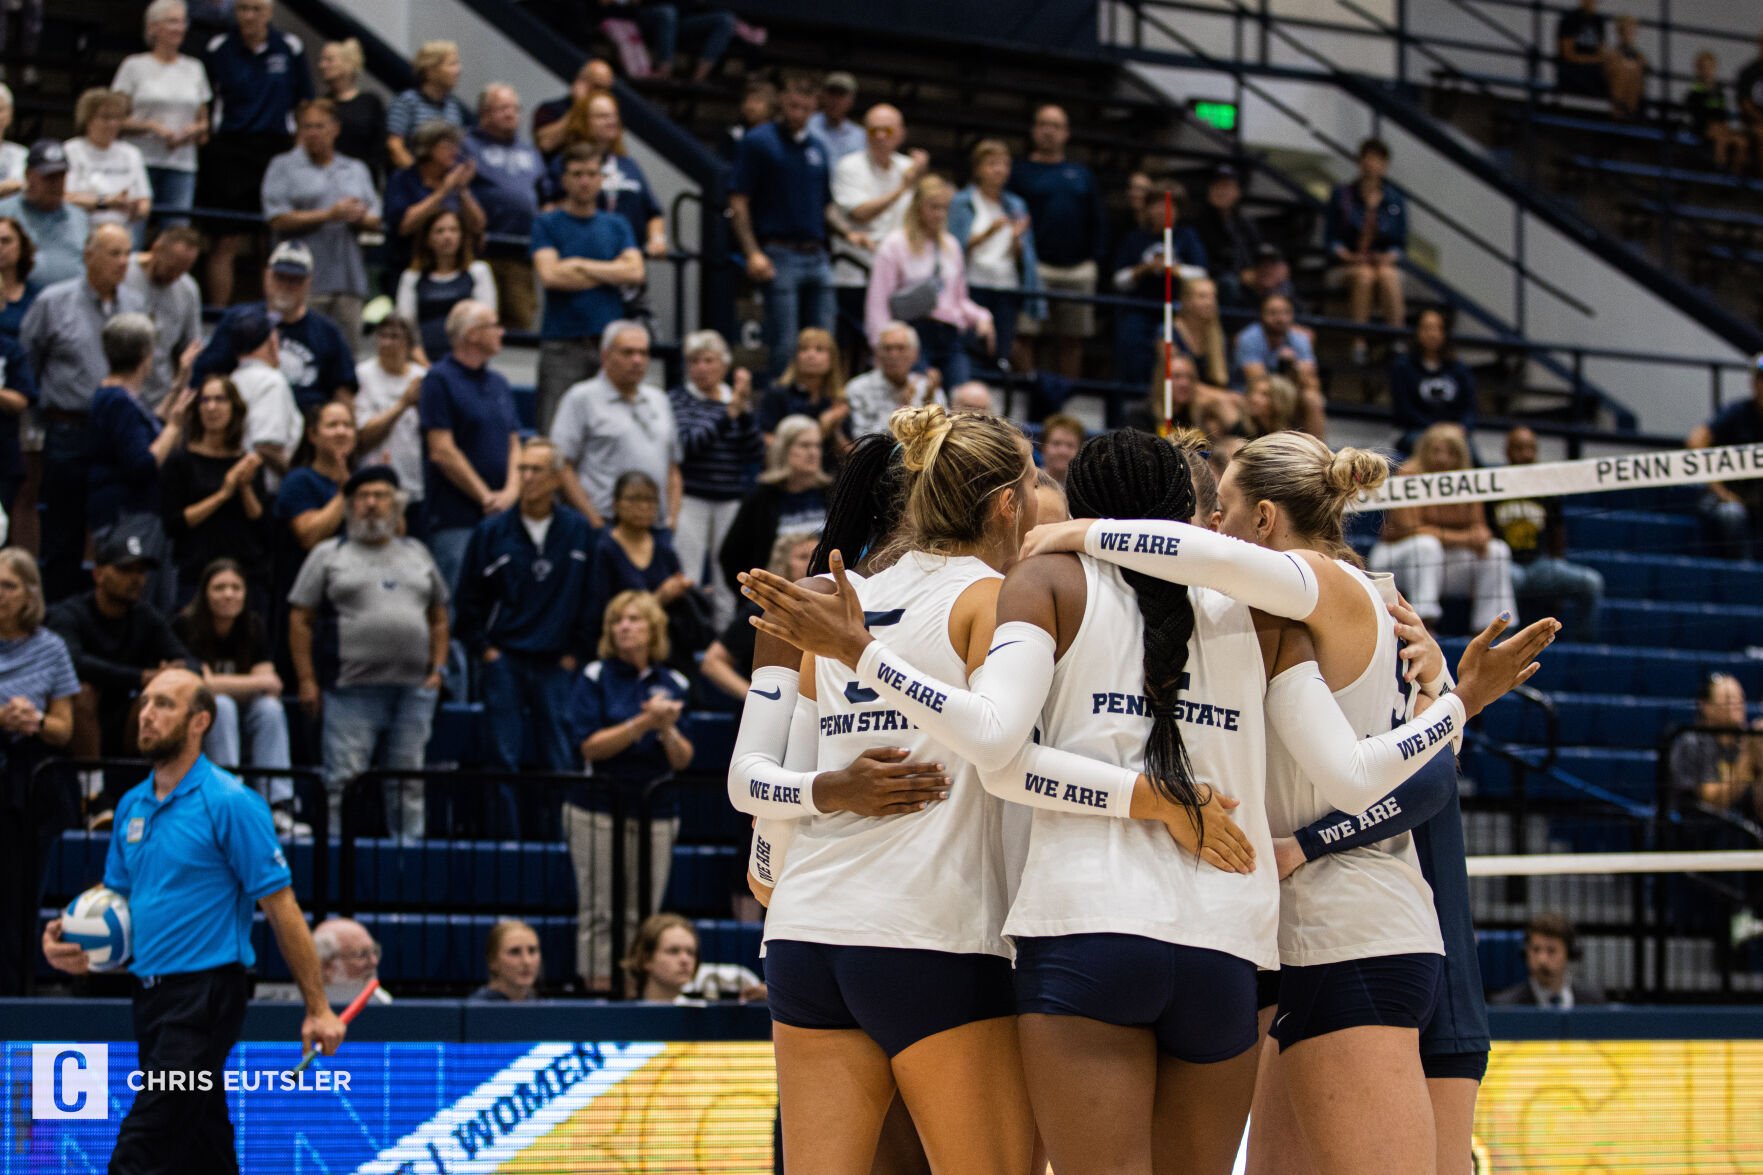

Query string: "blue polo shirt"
[419, 353, 519, 532]
[1008, 158, 1105, 267]
[463, 129, 543, 239]
[102, 755, 291, 978]
[1233, 323, 1316, 373]
[730, 120, 831, 244]
[203, 26, 313, 137]
[565, 657, 691, 814]
[529, 208, 636, 342]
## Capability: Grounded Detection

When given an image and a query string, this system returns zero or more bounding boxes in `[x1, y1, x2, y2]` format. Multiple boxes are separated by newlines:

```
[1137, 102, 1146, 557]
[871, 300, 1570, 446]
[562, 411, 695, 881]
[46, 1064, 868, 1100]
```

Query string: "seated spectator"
[122, 225, 202, 411]
[721, 78, 775, 165]
[865, 175, 994, 388]
[1391, 307, 1476, 455]
[262, 98, 382, 354]
[276, 401, 356, 556]
[456, 437, 597, 773]
[112, 1, 211, 220]
[1173, 275, 1232, 393]
[1124, 352, 1243, 442]
[623, 2, 738, 82]
[1490, 913, 1607, 1007]
[1193, 163, 1273, 308]
[1038, 413, 1082, 486]
[1326, 138, 1407, 364]
[810, 72, 864, 164]
[471, 918, 542, 1002]
[1242, 373, 1299, 438]
[0, 142, 90, 289]
[1668, 673, 1762, 819]
[463, 83, 543, 332]
[1555, 0, 1612, 100]
[312, 917, 394, 1003]
[0, 215, 34, 338]
[718, 416, 831, 599]
[172, 559, 295, 830]
[318, 38, 386, 183]
[64, 89, 153, 243]
[1608, 15, 1648, 119]
[589, 470, 698, 652]
[554, 320, 679, 529]
[623, 912, 765, 1003]
[353, 317, 427, 519]
[1113, 177, 1205, 388]
[386, 40, 472, 171]
[0, 547, 77, 995]
[845, 321, 944, 438]
[565, 589, 693, 991]
[222, 310, 303, 476]
[1688, 353, 1763, 560]
[1686, 50, 1748, 175]
[288, 466, 447, 839]
[948, 381, 996, 415]
[700, 529, 816, 704]
[547, 92, 667, 267]
[950, 138, 1041, 376]
[1244, 243, 1297, 307]
[1370, 422, 1516, 632]
[757, 326, 850, 464]
[830, 102, 923, 362]
[1490, 426, 1604, 639]
[396, 208, 496, 362]
[384, 122, 486, 281]
[159, 375, 268, 605]
[0, 85, 26, 197]
[671, 331, 762, 628]
[533, 59, 616, 161]
[1008, 104, 1104, 379]
[1234, 292, 1326, 436]
[49, 520, 198, 827]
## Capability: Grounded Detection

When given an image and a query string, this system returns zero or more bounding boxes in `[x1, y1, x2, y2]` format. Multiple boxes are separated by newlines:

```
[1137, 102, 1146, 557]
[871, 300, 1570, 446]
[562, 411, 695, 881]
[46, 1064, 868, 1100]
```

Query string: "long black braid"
[810, 432, 906, 576]
[1064, 430, 1207, 837]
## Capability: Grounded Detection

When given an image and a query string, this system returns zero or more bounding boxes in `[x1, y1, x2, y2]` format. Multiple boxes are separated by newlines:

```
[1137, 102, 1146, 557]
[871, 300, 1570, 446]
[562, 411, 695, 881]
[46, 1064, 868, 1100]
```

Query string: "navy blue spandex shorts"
[1271, 953, 1442, 1051]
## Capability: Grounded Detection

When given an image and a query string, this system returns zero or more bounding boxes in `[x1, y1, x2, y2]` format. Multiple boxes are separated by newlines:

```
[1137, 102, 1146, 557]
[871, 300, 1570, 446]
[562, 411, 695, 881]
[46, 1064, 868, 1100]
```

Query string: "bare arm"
[39, 695, 72, 747]
[426, 603, 449, 690]
[700, 642, 750, 698]
[290, 497, 347, 550]
[259, 887, 346, 1055]
[204, 660, 283, 699]
[288, 607, 318, 697]
[560, 468, 604, 527]
[425, 428, 495, 506]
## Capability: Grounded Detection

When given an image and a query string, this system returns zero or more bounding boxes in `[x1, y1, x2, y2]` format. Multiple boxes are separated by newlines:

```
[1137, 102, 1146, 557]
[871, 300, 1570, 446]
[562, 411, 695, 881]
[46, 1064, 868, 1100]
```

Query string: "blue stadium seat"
[1477, 691, 1697, 750]
[1575, 551, 1763, 607]
[1461, 745, 1655, 802]
[1563, 509, 1697, 555]
[1598, 598, 1763, 650]
[1446, 639, 1763, 698]
[1476, 928, 1526, 993]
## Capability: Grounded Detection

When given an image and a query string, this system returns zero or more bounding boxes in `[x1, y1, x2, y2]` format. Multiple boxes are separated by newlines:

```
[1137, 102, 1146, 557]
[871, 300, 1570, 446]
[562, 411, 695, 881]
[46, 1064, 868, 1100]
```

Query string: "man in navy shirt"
[1009, 104, 1106, 379]
[419, 300, 521, 598]
[0, 318, 36, 514]
[43, 668, 343, 1171]
[1689, 353, 1763, 560]
[464, 83, 545, 332]
[199, 0, 313, 305]
[455, 437, 598, 772]
[194, 241, 357, 415]
[531, 143, 643, 431]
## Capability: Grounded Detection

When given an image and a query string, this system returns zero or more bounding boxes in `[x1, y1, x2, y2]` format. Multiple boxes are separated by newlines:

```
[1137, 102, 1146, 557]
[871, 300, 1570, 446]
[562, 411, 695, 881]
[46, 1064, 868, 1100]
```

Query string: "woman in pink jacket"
[865, 175, 995, 387]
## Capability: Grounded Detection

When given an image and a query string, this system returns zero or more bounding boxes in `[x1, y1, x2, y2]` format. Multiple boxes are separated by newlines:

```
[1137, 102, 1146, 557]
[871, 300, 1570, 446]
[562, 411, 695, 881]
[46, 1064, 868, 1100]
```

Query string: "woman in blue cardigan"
[948, 138, 1044, 374]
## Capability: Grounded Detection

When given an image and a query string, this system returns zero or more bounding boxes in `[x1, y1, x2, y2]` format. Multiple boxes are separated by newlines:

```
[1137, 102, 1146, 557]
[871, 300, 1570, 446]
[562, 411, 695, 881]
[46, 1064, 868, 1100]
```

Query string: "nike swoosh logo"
[751, 687, 782, 700]
[987, 640, 1022, 656]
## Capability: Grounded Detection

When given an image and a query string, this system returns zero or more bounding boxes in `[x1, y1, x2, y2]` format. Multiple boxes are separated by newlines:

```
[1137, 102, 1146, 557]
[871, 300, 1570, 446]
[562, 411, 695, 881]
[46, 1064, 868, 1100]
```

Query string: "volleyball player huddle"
[730, 406, 1558, 1175]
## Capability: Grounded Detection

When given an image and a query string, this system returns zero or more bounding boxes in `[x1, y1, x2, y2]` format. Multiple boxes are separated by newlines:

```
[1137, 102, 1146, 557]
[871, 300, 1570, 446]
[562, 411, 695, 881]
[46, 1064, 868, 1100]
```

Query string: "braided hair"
[1065, 429, 1207, 833]
[810, 431, 907, 576]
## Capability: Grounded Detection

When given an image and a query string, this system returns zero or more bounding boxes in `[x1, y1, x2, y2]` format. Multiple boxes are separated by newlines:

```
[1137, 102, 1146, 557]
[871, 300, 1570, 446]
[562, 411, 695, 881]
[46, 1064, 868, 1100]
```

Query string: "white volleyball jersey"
[763, 551, 1013, 958]
[1265, 562, 1444, 966]
[1004, 557, 1280, 969]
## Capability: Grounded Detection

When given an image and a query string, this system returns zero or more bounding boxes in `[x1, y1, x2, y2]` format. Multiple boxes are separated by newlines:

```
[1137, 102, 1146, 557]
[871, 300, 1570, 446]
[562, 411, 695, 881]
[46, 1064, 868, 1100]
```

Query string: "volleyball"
[60, 886, 132, 973]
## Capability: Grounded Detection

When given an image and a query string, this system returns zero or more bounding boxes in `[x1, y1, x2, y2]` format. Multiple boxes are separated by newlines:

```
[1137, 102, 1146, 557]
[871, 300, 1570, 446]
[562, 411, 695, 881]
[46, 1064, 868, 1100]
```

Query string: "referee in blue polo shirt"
[43, 668, 343, 1174]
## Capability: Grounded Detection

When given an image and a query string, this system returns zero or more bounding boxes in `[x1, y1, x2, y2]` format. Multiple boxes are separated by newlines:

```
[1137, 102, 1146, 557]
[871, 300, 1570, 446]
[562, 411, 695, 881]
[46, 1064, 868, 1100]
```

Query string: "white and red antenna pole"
[1161, 189, 1175, 437]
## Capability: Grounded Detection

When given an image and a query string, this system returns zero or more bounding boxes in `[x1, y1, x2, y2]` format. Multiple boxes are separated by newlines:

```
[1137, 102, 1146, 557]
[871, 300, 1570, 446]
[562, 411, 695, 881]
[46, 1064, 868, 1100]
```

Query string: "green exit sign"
[1191, 99, 1239, 132]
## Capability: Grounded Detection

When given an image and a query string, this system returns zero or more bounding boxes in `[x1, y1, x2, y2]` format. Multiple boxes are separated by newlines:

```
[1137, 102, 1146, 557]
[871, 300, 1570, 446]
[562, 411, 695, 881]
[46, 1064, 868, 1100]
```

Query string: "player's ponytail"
[811, 431, 907, 575]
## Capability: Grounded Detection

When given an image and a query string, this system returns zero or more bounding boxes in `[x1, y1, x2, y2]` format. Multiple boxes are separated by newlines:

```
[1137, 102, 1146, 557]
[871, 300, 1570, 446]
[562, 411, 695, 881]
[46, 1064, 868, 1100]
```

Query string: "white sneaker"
[273, 807, 313, 839]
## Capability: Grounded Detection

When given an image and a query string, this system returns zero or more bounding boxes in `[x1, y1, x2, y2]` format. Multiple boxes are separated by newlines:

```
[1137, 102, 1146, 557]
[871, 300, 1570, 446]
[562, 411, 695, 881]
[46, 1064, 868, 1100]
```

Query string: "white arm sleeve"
[979, 738, 1139, 818]
[1083, 519, 1321, 620]
[1266, 661, 1467, 815]
[749, 695, 817, 888]
[727, 665, 822, 819]
[850, 621, 1056, 772]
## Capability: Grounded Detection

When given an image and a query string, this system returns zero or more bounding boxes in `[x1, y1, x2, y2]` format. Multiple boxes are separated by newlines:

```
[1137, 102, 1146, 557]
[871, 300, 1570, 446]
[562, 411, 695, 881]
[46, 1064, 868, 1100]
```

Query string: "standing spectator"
[1668, 674, 1763, 813]
[717, 416, 830, 597]
[1037, 413, 1082, 487]
[532, 143, 643, 431]
[384, 121, 486, 285]
[199, 0, 314, 307]
[670, 330, 762, 628]
[113, 0, 211, 221]
[385, 41, 471, 171]
[273, 402, 355, 597]
[471, 919, 542, 1002]
[950, 139, 1042, 375]
[0, 142, 90, 289]
[456, 437, 598, 773]
[222, 309, 303, 475]
[829, 103, 922, 360]
[722, 78, 775, 165]
[317, 39, 385, 185]
[1490, 426, 1604, 639]
[1008, 104, 1105, 379]
[844, 321, 943, 438]
[1689, 353, 1763, 560]
[419, 300, 520, 595]
[1234, 292, 1326, 436]
[1172, 274, 1232, 393]
[1370, 422, 1516, 632]
[553, 320, 681, 528]
[0, 85, 23, 198]
[586, 470, 693, 653]
[565, 588, 693, 991]
[757, 326, 850, 463]
[809, 72, 865, 164]
[1328, 138, 1408, 364]
[1112, 178, 1205, 388]
[0, 215, 33, 337]
[464, 83, 543, 331]
[864, 175, 994, 387]
[1686, 50, 1748, 175]
[1608, 15, 1648, 120]
[532, 59, 616, 160]
[353, 317, 427, 517]
[40, 669, 344, 1169]
[172, 559, 296, 830]
[1390, 306, 1477, 455]
[0, 548, 76, 995]
[159, 375, 268, 606]
[396, 209, 496, 362]
[64, 89, 154, 241]
[548, 92, 667, 267]
[729, 72, 841, 382]
[288, 466, 447, 838]
[23, 224, 144, 602]
[262, 99, 381, 355]
[700, 529, 816, 704]
[0, 306, 30, 519]
[194, 241, 357, 415]
[1555, 0, 1610, 98]
[122, 225, 202, 410]
[1490, 914, 1607, 1007]
[1739, 31, 1763, 178]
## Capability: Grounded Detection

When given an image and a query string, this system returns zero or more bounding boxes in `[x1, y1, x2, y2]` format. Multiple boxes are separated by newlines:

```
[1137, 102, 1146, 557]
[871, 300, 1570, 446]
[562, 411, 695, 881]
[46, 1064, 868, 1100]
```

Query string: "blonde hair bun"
[891, 404, 954, 472]
[1326, 446, 1390, 499]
